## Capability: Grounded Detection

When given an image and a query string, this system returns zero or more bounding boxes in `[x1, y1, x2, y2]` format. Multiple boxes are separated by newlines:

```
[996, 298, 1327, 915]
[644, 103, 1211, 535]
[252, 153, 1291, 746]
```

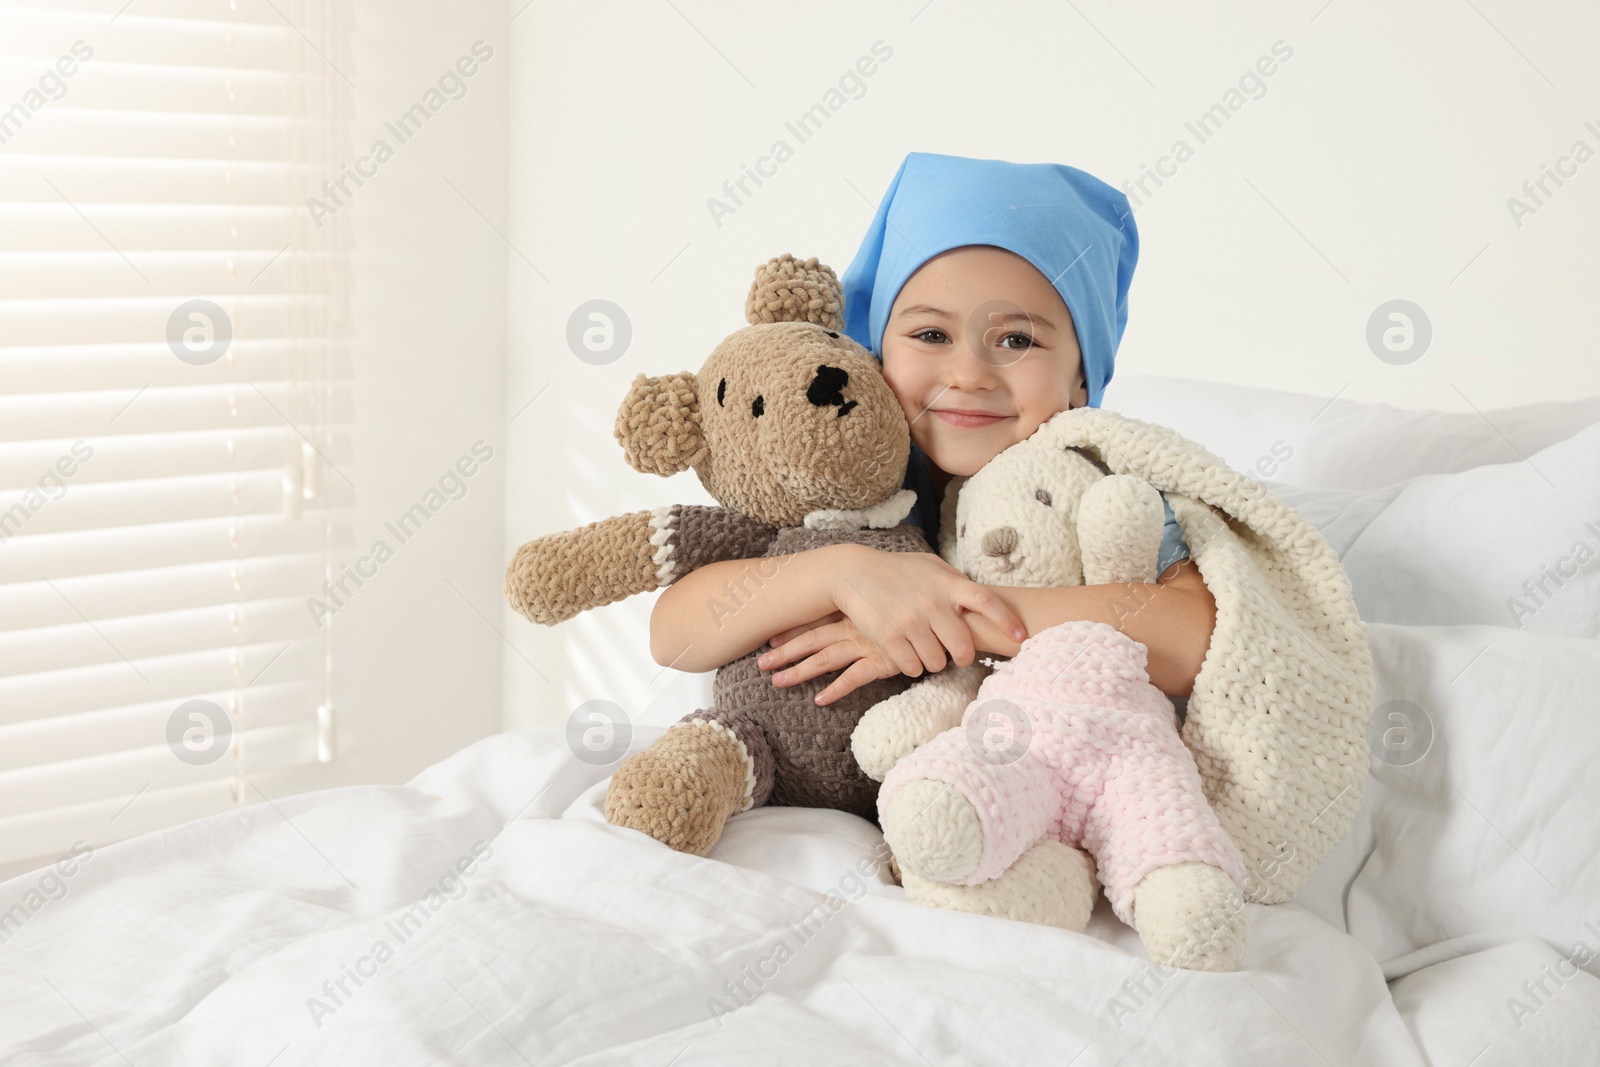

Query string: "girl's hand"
[760, 614, 907, 705]
[765, 612, 845, 649]
[828, 546, 1026, 676]
[758, 546, 1026, 704]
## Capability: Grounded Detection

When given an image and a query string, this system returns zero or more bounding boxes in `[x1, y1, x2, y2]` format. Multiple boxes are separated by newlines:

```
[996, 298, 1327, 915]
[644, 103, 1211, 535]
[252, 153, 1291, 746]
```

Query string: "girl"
[648, 152, 1215, 708]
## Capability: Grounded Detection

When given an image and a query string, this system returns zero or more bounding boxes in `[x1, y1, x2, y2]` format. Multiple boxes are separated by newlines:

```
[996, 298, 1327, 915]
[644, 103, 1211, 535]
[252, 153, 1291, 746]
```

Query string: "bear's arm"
[653, 504, 780, 580]
[505, 505, 776, 626]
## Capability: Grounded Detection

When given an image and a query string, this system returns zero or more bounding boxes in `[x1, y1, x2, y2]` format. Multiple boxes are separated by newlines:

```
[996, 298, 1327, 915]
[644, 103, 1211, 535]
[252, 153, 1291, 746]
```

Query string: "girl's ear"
[613, 372, 708, 476]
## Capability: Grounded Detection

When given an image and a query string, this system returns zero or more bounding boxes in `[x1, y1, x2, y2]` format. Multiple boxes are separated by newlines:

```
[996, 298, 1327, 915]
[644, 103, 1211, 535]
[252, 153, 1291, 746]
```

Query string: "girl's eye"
[1035, 489, 1052, 506]
[998, 332, 1035, 351]
[911, 328, 950, 345]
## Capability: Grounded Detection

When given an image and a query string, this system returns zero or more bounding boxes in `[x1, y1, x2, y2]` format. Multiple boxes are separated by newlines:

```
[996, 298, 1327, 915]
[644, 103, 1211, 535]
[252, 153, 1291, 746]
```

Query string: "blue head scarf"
[839, 152, 1138, 408]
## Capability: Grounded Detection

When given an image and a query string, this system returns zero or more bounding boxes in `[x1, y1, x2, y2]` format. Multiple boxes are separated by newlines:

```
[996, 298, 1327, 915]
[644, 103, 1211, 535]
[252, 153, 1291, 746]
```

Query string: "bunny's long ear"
[744, 254, 845, 330]
[937, 474, 966, 566]
[614, 371, 706, 476]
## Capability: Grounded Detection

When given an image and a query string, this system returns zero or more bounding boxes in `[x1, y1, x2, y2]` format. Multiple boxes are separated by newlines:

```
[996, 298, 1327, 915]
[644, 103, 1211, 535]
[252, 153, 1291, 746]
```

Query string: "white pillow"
[1341, 622, 1600, 970]
[1274, 416, 1599, 959]
[1269, 421, 1600, 639]
[1106, 373, 1600, 491]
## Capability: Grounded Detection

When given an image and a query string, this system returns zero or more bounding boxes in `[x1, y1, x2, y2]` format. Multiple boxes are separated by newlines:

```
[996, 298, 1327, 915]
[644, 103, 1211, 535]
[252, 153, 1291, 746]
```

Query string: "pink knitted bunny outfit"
[879, 619, 1247, 924]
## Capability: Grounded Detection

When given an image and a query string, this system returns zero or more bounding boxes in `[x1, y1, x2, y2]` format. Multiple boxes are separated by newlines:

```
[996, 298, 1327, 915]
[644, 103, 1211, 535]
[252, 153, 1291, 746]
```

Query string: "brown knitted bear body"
[700, 523, 928, 819]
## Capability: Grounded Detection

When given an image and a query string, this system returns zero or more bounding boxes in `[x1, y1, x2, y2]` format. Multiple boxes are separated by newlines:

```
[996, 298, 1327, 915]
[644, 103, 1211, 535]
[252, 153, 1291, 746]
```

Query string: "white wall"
[340, 0, 509, 784]
[504, 0, 1600, 728]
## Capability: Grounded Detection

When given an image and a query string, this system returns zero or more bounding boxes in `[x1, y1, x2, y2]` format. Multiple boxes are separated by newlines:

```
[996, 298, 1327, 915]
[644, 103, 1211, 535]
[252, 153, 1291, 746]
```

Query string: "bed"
[5, 376, 1598, 1065]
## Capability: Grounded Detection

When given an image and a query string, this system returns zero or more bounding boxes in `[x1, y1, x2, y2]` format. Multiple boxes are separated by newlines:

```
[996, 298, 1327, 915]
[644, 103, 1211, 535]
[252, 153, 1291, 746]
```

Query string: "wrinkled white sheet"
[2, 716, 1594, 1066]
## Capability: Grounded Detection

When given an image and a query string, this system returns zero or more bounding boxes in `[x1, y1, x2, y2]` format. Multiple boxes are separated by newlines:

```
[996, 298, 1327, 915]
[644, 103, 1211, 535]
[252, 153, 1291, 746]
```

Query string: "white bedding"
[0, 725, 1424, 1065]
[4, 718, 1595, 1066]
[4, 381, 1598, 1065]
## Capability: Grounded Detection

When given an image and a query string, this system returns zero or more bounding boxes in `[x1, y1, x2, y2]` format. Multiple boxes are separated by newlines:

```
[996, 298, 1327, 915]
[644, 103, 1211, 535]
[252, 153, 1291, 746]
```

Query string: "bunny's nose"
[981, 526, 1019, 558]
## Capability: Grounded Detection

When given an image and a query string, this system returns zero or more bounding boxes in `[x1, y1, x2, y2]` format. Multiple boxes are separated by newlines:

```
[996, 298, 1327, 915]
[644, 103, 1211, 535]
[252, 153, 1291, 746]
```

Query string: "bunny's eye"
[752, 395, 765, 417]
[959, 524, 966, 537]
[1035, 489, 1053, 506]
[717, 378, 726, 406]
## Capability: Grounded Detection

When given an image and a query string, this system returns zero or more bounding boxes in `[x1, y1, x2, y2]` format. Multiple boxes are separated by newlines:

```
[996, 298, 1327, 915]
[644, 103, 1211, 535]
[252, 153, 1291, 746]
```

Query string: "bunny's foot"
[1131, 862, 1249, 972]
[879, 778, 985, 882]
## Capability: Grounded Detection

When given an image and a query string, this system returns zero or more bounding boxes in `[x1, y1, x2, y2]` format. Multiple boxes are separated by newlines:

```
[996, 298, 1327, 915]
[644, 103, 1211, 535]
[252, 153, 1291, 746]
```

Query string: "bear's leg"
[603, 709, 774, 856]
[877, 724, 1055, 885]
[900, 839, 1098, 931]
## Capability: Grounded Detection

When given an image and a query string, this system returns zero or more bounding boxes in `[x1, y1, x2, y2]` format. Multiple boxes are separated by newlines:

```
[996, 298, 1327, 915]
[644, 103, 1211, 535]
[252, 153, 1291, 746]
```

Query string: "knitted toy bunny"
[504, 254, 979, 858]
[852, 418, 1251, 971]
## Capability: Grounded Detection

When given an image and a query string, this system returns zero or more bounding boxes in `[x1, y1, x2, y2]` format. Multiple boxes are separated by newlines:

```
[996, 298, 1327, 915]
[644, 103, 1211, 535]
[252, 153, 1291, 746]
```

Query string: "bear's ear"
[613, 372, 708, 476]
[745, 253, 845, 331]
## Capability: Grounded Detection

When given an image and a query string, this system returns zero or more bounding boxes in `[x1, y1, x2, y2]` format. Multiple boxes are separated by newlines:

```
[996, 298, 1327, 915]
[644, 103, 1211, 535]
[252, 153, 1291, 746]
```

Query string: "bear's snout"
[806, 364, 858, 418]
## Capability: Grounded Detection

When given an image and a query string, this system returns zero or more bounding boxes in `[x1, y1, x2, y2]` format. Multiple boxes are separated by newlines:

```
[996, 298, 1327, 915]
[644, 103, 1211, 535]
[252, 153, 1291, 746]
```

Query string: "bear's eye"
[959, 524, 966, 538]
[826, 330, 839, 338]
[717, 378, 726, 406]
[751, 395, 764, 418]
[1035, 489, 1053, 506]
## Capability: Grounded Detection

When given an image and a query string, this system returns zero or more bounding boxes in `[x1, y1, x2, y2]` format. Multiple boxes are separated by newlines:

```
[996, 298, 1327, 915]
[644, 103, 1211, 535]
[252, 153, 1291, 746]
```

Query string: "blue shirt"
[902, 443, 1190, 575]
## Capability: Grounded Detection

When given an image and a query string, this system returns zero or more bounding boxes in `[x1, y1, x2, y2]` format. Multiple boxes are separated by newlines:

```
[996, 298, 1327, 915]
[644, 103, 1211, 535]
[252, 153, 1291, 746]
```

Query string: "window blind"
[0, 0, 353, 877]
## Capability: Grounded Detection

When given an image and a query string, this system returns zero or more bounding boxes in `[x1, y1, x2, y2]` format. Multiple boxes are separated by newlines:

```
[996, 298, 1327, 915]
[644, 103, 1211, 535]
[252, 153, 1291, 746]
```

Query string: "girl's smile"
[930, 407, 1013, 428]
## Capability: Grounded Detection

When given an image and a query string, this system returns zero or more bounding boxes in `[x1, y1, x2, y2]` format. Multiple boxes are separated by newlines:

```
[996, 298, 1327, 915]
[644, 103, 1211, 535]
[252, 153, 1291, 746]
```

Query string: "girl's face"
[880, 245, 1088, 477]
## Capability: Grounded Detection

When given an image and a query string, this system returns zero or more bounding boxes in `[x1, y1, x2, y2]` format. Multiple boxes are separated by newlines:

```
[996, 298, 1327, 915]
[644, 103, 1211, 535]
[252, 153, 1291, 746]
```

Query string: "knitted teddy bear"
[851, 420, 1251, 971]
[504, 254, 978, 857]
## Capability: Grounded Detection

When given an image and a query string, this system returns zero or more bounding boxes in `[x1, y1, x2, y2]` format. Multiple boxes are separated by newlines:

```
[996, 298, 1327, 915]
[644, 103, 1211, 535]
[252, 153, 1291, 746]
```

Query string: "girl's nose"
[946, 338, 999, 391]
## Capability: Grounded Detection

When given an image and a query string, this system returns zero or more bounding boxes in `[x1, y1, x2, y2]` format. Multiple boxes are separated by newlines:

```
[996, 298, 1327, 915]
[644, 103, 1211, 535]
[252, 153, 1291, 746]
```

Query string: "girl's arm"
[647, 550, 839, 672]
[648, 543, 1027, 679]
[765, 559, 1215, 700]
